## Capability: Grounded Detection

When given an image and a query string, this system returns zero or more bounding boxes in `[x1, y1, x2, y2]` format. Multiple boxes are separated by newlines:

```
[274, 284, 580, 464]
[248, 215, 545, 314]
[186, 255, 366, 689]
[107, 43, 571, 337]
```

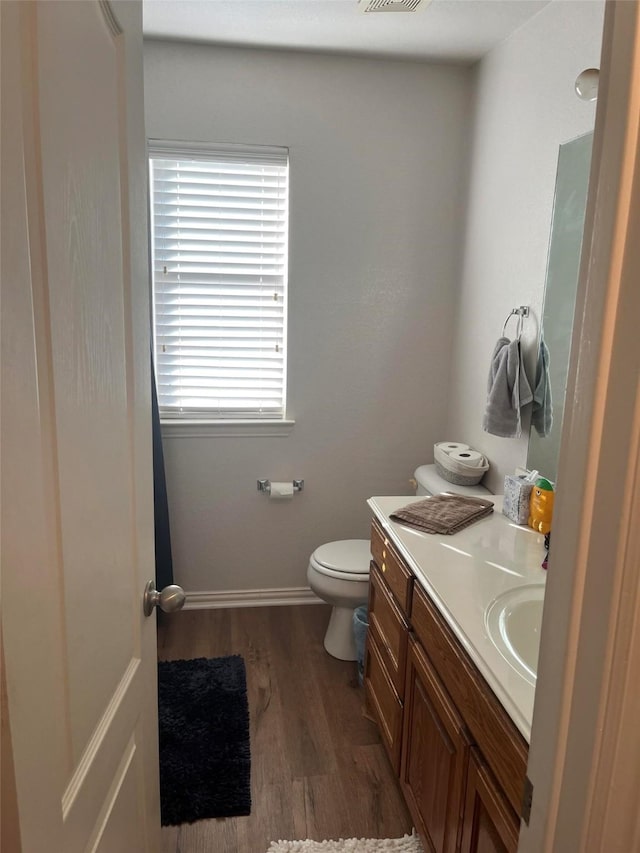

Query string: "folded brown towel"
[390, 494, 494, 535]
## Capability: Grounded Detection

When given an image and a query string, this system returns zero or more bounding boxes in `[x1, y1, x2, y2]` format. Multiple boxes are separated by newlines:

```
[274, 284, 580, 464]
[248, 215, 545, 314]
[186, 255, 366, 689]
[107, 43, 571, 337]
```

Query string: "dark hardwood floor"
[158, 604, 412, 852]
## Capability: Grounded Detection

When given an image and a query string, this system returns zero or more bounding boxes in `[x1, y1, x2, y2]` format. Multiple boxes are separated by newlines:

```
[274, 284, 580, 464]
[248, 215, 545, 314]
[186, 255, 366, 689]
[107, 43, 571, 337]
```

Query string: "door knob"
[143, 580, 186, 617]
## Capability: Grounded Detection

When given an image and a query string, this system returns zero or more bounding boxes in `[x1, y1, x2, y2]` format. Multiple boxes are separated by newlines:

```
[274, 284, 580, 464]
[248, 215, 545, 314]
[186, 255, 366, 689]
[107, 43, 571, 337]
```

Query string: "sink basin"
[485, 585, 545, 684]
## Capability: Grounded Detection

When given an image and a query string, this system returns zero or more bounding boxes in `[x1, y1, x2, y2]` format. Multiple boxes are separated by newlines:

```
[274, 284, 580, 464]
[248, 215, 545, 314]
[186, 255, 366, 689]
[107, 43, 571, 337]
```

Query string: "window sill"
[160, 419, 296, 438]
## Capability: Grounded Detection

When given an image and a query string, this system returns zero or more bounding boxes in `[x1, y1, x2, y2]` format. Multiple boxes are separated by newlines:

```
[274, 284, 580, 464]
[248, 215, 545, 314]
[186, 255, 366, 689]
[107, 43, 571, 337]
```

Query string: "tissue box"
[502, 474, 533, 525]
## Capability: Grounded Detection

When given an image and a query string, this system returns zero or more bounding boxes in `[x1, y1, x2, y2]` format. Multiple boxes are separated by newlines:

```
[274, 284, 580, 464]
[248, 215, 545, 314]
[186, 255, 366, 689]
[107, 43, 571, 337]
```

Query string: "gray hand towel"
[532, 337, 553, 437]
[482, 337, 532, 438]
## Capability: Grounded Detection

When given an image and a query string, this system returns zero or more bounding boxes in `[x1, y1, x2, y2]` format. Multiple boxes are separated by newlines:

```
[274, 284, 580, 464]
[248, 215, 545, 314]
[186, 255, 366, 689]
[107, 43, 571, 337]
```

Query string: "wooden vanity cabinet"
[370, 519, 413, 612]
[365, 518, 527, 853]
[365, 522, 412, 773]
[410, 584, 528, 816]
[368, 564, 409, 697]
[460, 751, 519, 853]
[363, 627, 404, 772]
[401, 635, 470, 853]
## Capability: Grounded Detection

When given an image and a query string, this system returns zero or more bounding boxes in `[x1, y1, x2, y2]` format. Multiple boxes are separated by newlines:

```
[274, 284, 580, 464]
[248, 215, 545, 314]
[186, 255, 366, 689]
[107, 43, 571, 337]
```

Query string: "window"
[149, 142, 289, 422]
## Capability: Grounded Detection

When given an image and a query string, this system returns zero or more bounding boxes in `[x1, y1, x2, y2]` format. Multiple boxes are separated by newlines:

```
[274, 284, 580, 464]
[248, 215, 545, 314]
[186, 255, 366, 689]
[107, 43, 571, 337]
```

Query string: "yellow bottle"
[528, 477, 555, 534]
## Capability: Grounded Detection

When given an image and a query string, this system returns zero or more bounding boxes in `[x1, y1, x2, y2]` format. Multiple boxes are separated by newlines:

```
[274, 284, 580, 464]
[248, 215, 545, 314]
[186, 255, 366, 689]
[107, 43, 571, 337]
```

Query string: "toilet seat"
[310, 539, 370, 583]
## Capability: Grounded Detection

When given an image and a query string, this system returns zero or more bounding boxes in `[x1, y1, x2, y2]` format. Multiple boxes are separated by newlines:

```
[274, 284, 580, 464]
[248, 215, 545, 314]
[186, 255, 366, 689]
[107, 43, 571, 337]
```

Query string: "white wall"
[144, 42, 472, 594]
[446, 0, 604, 494]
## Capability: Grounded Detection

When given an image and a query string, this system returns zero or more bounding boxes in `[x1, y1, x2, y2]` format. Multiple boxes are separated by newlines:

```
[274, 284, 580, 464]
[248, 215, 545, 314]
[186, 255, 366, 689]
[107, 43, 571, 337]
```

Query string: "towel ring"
[502, 306, 530, 339]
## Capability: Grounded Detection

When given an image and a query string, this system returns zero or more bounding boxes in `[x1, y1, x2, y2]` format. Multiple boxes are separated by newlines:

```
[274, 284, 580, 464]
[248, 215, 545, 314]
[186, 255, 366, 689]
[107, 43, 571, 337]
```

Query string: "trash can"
[353, 605, 369, 686]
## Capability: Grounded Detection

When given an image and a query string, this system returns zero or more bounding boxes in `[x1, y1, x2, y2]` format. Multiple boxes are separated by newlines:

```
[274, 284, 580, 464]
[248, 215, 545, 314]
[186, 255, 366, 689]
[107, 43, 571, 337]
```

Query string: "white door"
[1, 2, 162, 851]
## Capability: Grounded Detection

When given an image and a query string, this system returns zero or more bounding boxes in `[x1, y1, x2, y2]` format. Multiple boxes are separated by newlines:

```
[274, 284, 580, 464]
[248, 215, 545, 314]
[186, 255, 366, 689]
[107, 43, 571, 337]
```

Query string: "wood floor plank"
[291, 778, 308, 842]
[158, 605, 412, 852]
[336, 744, 414, 839]
[235, 608, 289, 791]
[266, 608, 338, 779]
[159, 825, 179, 853]
[236, 781, 302, 852]
[301, 774, 354, 842]
[172, 817, 237, 853]
[298, 608, 380, 750]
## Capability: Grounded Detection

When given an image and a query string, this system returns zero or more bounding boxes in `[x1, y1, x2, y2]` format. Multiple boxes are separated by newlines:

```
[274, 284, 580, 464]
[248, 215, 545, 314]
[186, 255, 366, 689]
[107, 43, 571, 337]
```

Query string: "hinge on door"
[521, 775, 534, 825]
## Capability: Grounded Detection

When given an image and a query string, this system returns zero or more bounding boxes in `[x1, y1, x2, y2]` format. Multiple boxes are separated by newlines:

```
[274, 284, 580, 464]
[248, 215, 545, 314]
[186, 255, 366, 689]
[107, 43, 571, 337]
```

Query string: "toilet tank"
[414, 464, 491, 497]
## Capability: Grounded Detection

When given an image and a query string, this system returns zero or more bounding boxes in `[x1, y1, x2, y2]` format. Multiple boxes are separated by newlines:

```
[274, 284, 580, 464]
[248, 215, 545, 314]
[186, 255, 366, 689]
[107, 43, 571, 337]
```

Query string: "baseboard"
[183, 586, 323, 610]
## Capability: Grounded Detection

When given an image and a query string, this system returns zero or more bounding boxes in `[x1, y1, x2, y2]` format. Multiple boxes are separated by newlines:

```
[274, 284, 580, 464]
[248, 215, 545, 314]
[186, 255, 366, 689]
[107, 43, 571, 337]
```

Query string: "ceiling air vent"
[359, 0, 429, 12]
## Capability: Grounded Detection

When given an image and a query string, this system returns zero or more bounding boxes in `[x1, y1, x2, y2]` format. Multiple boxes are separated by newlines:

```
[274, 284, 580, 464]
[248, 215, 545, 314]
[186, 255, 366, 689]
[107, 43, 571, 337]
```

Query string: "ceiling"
[143, 0, 551, 64]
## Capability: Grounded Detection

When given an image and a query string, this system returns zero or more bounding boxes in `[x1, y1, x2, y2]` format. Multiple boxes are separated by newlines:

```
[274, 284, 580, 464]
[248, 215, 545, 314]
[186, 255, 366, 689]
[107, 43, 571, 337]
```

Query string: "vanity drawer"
[410, 582, 528, 815]
[370, 519, 413, 614]
[368, 564, 409, 698]
[364, 629, 403, 774]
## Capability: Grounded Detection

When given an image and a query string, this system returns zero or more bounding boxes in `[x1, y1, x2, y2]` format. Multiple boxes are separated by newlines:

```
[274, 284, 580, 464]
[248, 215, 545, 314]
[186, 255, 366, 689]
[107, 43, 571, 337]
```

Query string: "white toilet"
[308, 464, 491, 661]
[307, 539, 371, 660]
[413, 463, 492, 498]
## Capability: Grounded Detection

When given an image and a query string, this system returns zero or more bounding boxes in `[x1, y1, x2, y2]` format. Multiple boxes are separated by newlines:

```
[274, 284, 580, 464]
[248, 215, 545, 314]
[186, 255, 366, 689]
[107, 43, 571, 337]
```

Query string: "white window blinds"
[149, 143, 289, 419]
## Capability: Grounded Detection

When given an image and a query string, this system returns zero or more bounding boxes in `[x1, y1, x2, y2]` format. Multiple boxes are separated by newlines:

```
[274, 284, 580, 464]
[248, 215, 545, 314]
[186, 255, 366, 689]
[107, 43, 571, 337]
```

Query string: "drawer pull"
[371, 518, 413, 615]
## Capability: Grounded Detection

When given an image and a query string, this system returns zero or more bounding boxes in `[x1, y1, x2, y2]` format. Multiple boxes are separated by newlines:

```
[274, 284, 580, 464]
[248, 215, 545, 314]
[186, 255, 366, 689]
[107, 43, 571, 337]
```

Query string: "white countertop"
[367, 495, 547, 742]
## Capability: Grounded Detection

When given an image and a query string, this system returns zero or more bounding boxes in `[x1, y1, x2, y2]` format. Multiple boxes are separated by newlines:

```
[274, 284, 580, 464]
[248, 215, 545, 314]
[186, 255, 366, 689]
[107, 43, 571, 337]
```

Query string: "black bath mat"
[158, 654, 251, 825]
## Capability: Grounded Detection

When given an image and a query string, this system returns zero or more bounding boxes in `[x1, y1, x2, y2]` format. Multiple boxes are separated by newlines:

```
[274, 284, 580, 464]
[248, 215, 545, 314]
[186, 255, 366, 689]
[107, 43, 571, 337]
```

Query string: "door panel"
[38, 0, 139, 760]
[1, 2, 160, 851]
[92, 733, 146, 853]
[365, 627, 404, 773]
[460, 751, 519, 853]
[401, 637, 470, 853]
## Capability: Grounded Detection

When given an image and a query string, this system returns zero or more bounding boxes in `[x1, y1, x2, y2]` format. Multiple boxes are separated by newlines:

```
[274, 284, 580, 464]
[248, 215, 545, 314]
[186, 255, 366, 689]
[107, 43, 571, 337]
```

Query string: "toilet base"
[323, 605, 358, 661]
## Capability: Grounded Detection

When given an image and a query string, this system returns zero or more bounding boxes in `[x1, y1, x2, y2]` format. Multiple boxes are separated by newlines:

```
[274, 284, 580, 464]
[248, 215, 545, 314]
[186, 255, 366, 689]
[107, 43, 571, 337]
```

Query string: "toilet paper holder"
[257, 479, 304, 494]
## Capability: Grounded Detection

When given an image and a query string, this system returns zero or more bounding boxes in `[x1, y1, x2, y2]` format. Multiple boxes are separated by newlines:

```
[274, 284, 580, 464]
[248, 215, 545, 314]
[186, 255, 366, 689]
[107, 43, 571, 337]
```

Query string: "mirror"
[527, 132, 593, 482]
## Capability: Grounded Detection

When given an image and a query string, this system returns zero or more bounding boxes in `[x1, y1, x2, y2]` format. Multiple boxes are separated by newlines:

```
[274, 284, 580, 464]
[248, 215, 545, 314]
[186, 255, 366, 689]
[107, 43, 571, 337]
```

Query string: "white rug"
[266, 833, 424, 852]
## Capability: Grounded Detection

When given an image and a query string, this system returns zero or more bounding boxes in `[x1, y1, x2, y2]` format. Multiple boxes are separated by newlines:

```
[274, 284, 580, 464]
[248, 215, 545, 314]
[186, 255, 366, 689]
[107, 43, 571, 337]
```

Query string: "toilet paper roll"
[269, 481, 294, 500]
[450, 449, 484, 467]
[436, 441, 470, 455]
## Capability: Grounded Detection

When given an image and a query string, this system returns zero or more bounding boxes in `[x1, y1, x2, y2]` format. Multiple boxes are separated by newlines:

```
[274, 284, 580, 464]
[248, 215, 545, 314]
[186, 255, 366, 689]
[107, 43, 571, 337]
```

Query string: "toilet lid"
[414, 463, 491, 497]
[313, 540, 371, 575]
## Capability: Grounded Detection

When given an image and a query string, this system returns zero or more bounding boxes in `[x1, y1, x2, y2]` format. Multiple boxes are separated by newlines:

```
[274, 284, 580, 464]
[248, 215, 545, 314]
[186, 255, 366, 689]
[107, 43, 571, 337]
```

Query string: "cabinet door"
[460, 750, 520, 853]
[410, 583, 528, 815]
[369, 564, 409, 698]
[401, 636, 470, 853]
[364, 629, 404, 773]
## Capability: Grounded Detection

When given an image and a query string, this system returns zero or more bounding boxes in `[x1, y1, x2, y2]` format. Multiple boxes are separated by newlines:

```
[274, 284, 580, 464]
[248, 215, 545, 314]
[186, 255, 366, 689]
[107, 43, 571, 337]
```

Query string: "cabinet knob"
[382, 562, 387, 573]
